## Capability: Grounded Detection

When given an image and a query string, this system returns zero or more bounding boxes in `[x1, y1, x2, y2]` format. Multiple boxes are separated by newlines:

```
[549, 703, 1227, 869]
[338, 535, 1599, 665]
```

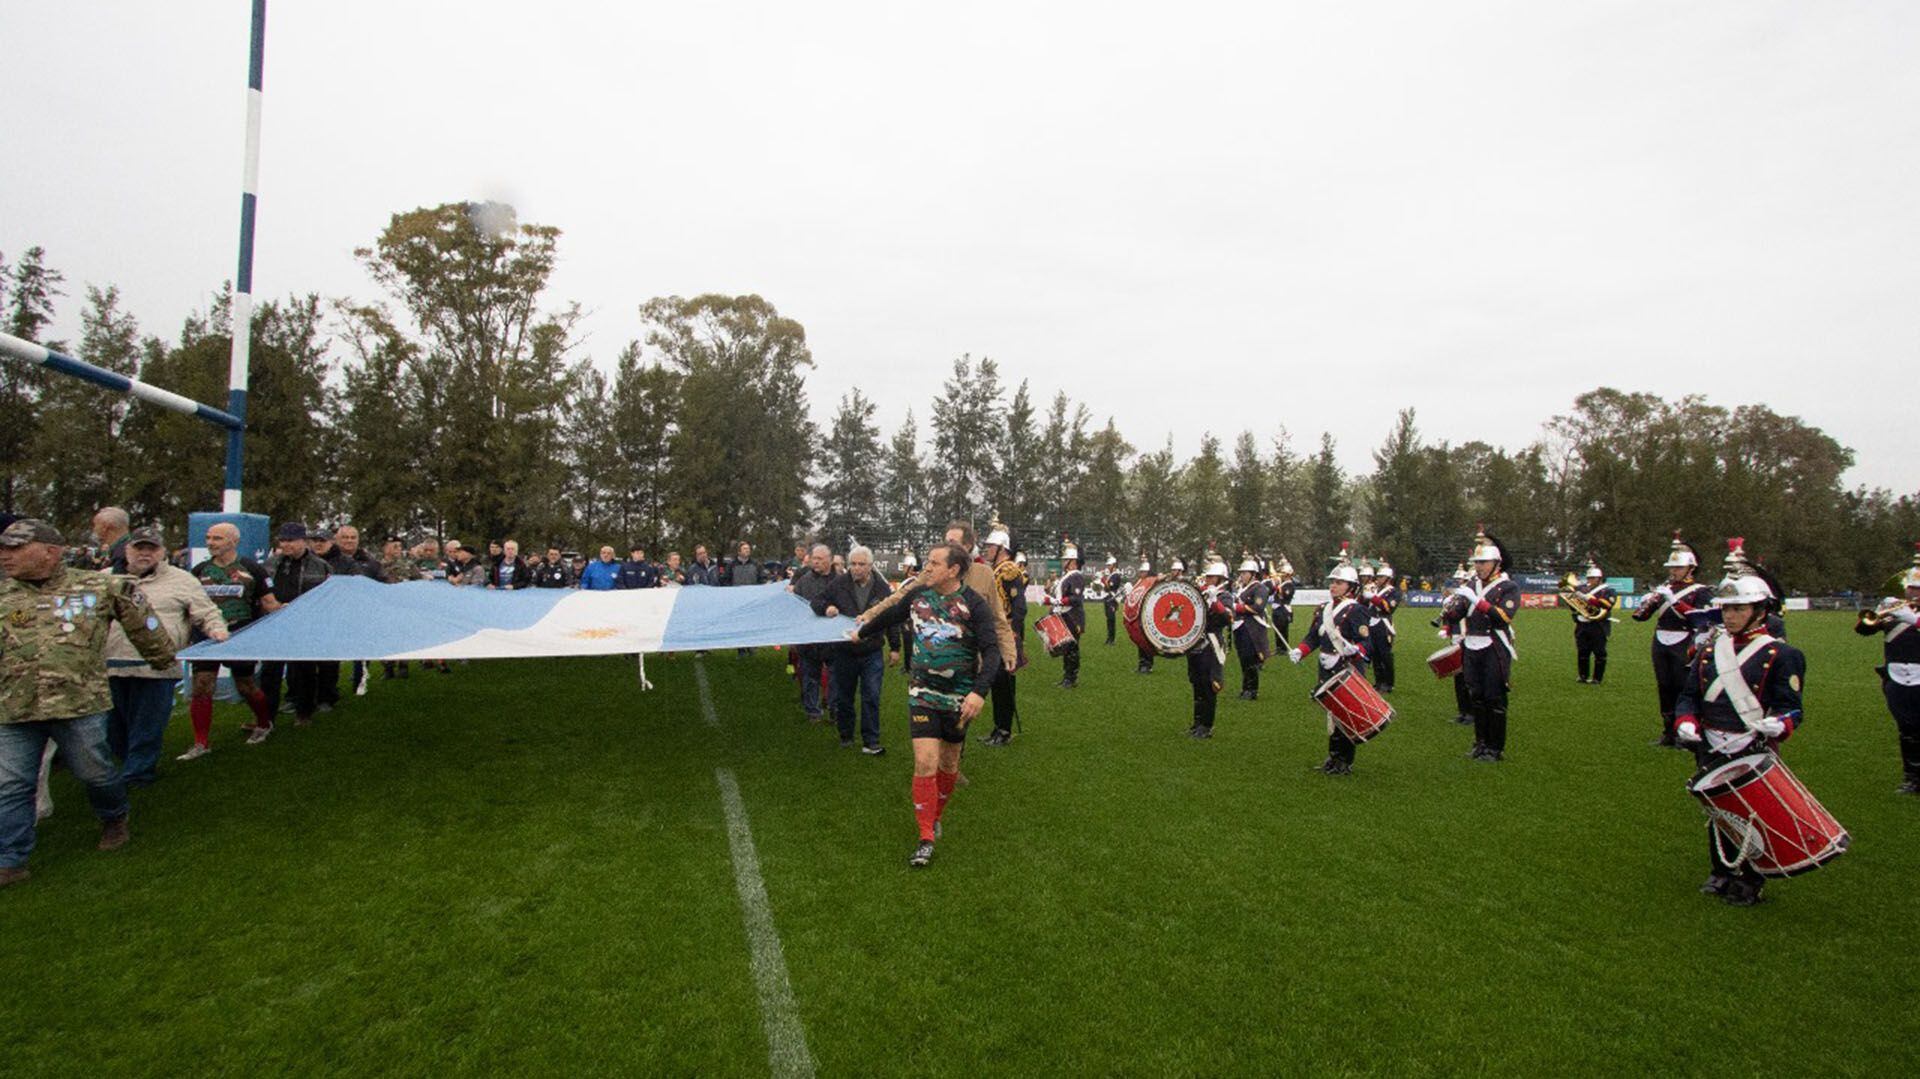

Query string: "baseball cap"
[309, 527, 334, 541]
[276, 522, 309, 540]
[127, 526, 167, 548]
[0, 518, 63, 547]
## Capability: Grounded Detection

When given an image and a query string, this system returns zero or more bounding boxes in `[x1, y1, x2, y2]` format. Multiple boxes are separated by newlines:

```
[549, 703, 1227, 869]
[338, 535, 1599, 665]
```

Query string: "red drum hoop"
[1121, 579, 1206, 656]
[1426, 643, 1464, 680]
[1035, 613, 1075, 657]
[1688, 752, 1849, 877]
[1311, 667, 1394, 744]
[1122, 576, 1157, 654]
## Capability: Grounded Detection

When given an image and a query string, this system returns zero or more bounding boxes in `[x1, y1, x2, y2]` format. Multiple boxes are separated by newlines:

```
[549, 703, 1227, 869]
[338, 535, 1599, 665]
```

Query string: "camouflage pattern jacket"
[1, 566, 176, 723]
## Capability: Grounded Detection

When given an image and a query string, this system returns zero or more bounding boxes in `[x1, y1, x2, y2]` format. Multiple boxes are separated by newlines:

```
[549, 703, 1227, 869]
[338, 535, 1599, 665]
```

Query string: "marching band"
[871, 519, 1904, 902]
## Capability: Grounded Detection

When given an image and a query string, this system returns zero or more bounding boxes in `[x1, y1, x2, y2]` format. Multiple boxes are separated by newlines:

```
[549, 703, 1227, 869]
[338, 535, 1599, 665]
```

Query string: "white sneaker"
[176, 744, 212, 761]
[245, 726, 272, 746]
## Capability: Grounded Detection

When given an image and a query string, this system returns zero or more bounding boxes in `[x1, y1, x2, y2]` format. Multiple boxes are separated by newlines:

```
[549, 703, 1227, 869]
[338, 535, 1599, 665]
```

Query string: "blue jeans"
[0, 713, 129, 869]
[108, 677, 180, 786]
[797, 652, 827, 718]
[830, 649, 885, 748]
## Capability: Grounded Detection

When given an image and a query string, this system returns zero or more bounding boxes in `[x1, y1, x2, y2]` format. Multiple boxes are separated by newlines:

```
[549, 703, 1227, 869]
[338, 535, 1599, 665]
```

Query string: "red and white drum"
[1122, 577, 1206, 656]
[1035, 613, 1076, 657]
[1688, 752, 1849, 877]
[1311, 668, 1394, 744]
[1426, 642, 1464, 680]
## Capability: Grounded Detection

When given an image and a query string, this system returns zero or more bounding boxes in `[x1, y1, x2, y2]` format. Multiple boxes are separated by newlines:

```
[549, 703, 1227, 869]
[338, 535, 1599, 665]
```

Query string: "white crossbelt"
[1705, 630, 1775, 729]
[1321, 598, 1357, 669]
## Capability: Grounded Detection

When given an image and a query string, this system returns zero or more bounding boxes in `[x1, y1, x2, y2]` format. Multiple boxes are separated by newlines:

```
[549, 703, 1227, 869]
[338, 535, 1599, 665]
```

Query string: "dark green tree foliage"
[816, 387, 882, 549]
[334, 303, 425, 536]
[1178, 433, 1230, 564]
[1037, 392, 1091, 550]
[984, 379, 1041, 540]
[1305, 433, 1351, 574]
[928, 354, 1003, 525]
[354, 202, 576, 543]
[644, 293, 814, 551]
[606, 342, 681, 548]
[29, 286, 141, 531]
[1123, 438, 1180, 565]
[1, 247, 64, 513]
[1227, 430, 1268, 560]
[238, 296, 337, 529]
[563, 365, 616, 541]
[1070, 418, 1133, 562]
[880, 409, 930, 551]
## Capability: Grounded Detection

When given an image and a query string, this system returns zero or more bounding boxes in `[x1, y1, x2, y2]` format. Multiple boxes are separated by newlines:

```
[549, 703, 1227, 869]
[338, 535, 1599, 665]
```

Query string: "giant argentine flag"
[179, 578, 856, 662]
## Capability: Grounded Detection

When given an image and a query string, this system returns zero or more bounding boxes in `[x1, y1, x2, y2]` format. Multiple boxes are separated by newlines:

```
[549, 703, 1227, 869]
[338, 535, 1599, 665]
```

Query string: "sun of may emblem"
[570, 627, 624, 640]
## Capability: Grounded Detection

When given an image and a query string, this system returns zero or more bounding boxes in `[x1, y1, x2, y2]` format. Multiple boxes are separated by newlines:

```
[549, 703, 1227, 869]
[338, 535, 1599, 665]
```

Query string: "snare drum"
[1035, 613, 1076, 656]
[1688, 752, 1849, 877]
[1311, 667, 1394, 744]
[1426, 642, 1464, 680]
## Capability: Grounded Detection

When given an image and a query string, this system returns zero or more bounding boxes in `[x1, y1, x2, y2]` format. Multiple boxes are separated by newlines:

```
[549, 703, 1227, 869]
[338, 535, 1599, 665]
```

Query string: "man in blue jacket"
[578, 546, 621, 591]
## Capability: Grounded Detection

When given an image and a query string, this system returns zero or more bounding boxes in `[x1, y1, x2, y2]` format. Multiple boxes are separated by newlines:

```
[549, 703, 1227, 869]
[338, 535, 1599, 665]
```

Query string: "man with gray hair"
[90, 506, 132, 572]
[812, 544, 901, 754]
[787, 543, 842, 724]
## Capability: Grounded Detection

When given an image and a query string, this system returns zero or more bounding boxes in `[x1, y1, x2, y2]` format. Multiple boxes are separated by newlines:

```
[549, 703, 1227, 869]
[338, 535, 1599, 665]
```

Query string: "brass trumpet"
[1859, 596, 1920, 628]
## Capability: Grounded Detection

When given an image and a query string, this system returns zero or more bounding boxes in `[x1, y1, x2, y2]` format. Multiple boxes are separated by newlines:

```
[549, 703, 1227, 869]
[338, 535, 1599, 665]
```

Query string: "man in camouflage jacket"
[0, 519, 176, 886]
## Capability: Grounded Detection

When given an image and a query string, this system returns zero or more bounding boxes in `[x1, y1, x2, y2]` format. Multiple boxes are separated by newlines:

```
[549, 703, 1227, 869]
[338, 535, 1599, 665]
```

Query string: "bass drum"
[1122, 577, 1206, 656]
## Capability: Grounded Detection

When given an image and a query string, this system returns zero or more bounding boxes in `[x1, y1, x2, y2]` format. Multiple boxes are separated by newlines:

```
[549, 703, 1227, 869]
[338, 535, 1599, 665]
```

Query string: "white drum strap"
[1324, 599, 1356, 656]
[1653, 582, 1706, 623]
[1706, 631, 1775, 728]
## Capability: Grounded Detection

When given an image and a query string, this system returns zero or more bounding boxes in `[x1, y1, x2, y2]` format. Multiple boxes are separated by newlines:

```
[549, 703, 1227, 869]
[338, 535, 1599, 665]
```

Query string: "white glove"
[1674, 718, 1702, 744]
[1452, 586, 1476, 603]
[1752, 716, 1786, 738]
[1653, 584, 1674, 601]
[1288, 648, 1304, 665]
[1895, 606, 1920, 627]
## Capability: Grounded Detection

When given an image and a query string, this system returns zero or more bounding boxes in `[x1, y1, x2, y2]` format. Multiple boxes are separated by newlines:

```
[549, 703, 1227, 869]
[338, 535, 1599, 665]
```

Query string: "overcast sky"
[6, 2, 1915, 490]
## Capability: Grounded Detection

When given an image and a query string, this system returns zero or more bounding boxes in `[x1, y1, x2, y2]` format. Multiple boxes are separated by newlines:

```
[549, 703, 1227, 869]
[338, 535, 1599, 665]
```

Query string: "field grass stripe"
[694, 659, 719, 726]
[714, 767, 816, 1079]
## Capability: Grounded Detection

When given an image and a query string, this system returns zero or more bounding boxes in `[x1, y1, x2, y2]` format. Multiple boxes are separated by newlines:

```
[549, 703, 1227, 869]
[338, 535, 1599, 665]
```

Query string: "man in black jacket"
[787, 544, 839, 723]
[812, 544, 900, 753]
[258, 523, 332, 733]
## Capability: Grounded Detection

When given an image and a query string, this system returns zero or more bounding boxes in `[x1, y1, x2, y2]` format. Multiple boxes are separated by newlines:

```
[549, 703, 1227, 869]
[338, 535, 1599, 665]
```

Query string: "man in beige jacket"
[104, 527, 228, 786]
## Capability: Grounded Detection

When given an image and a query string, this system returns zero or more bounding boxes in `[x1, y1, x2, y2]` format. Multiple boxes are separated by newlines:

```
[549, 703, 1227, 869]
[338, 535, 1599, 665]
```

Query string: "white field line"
[700, 660, 814, 1078]
[694, 660, 719, 725]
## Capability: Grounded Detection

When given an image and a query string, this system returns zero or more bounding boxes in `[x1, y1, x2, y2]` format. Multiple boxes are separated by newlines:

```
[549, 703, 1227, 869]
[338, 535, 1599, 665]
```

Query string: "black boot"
[1591, 654, 1606, 685]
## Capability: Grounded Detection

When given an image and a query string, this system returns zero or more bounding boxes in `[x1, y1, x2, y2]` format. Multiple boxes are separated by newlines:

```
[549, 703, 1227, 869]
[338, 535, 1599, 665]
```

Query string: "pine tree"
[817, 388, 884, 549]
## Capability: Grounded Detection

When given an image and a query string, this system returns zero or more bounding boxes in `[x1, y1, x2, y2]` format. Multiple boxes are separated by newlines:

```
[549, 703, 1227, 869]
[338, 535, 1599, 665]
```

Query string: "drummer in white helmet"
[1230, 554, 1272, 700]
[1633, 531, 1710, 748]
[1673, 556, 1808, 906]
[1438, 563, 1474, 725]
[1134, 556, 1158, 675]
[1291, 544, 1373, 774]
[1186, 553, 1236, 739]
[1052, 539, 1088, 689]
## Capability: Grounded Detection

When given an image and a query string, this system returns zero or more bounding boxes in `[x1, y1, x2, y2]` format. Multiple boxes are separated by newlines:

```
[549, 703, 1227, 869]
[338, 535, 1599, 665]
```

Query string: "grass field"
[4, 610, 1915, 1076]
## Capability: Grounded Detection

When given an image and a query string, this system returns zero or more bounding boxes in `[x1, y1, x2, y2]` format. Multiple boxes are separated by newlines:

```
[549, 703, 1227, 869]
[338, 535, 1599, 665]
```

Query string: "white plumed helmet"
[1712, 572, 1773, 607]
[1663, 531, 1698, 569]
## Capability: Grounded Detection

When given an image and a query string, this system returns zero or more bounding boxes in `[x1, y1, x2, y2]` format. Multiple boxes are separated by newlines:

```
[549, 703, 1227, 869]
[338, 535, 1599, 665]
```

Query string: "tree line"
[5, 203, 1916, 594]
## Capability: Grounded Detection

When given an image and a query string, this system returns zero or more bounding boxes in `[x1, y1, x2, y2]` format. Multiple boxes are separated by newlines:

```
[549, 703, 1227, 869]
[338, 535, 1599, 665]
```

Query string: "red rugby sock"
[189, 696, 213, 746]
[935, 770, 956, 819]
[912, 775, 939, 842]
[241, 687, 273, 728]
